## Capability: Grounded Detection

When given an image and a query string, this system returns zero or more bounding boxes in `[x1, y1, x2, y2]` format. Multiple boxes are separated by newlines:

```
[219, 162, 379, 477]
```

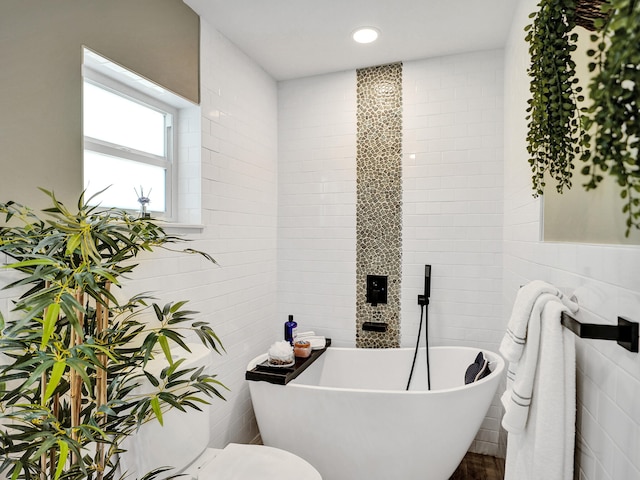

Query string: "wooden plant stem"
[40, 282, 51, 479]
[40, 370, 47, 480]
[95, 283, 110, 480]
[50, 394, 59, 479]
[69, 290, 85, 466]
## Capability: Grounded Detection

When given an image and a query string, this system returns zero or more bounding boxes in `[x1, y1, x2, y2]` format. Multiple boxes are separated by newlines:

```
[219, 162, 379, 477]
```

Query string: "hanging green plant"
[525, 0, 586, 196]
[581, 0, 640, 236]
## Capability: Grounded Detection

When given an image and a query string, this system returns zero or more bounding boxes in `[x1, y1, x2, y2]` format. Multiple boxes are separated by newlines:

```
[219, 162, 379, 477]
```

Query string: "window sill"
[154, 222, 205, 234]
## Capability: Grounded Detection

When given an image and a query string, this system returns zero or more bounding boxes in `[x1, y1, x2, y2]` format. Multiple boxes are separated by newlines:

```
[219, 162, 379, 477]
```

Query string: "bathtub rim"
[247, 345, 504, 395]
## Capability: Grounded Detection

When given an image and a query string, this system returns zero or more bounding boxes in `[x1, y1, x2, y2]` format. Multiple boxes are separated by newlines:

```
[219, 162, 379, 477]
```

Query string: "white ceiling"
[184, 0, 520, 81]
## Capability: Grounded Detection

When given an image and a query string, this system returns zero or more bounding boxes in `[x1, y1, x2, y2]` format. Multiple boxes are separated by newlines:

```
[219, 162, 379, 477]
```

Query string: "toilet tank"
[118, 343, 214, 478]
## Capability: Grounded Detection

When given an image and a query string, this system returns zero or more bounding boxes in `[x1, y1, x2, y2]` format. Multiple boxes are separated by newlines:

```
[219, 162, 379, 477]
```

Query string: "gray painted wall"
[0, 0, 199, 210]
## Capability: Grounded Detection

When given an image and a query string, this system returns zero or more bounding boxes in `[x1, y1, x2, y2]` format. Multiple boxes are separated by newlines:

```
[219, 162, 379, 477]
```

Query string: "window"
[82, 48, 202, 225]
[82, 48, 190, 220]
[83, 78, 175, 216]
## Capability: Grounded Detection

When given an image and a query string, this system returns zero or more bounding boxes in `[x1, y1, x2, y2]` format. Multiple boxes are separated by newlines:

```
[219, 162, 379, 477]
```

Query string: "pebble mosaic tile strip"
[355, 63, 403, 348]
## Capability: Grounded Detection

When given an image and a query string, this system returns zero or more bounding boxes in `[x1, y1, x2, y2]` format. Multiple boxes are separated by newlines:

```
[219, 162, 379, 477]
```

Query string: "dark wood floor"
[449, 452, 505, 480]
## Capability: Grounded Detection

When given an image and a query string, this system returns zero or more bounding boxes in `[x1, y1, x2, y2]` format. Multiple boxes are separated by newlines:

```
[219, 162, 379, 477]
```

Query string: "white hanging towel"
[501, 283, 578, 480]
[500, 279, 577, 362]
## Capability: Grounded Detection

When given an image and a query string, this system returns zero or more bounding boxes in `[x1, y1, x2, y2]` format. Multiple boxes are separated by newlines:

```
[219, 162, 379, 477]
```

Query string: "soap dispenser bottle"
[284, 315, 298, 345]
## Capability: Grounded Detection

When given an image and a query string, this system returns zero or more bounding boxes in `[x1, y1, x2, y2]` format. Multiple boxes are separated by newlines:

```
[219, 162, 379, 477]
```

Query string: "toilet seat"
[183, 444, 322, 480]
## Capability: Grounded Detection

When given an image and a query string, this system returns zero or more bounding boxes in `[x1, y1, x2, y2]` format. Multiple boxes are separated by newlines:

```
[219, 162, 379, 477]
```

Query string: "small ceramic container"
[294, 340, 312, 358]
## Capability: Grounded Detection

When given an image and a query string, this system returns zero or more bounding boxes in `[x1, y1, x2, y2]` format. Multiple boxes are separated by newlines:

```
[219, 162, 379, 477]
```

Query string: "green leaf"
[41, 302, 60, 350]
[153, 303, 163, 322]
[158, 392, 186, 412]
[151, 396, 163, 426]
[66, 232, 82, 255]
[190, 366, 205, 381]
[143, 370, 160, 388]
[161, 330, 190, 351]
[66, 357, 94, 387]
[182, 395, 210, 405]
[168, 357, 186, 375]
[54, 439, 69, 480]
[42, 360, 66, 405]
[3, 257, 58, 269]
[21, 357, 55, 390]
[10, 465, 21, 480]
[158, 335, 173, 365]
[142, 332, 158, 366]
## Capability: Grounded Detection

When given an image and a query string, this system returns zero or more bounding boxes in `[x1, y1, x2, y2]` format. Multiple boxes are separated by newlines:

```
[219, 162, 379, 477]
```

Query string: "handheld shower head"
[424, 264, 431, 299]
[418, 264, 431, 306]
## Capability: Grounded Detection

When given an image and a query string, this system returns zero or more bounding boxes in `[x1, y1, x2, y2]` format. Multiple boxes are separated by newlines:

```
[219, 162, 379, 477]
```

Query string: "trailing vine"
[581, 0, 640, 235]
[525, 0, 586, 197]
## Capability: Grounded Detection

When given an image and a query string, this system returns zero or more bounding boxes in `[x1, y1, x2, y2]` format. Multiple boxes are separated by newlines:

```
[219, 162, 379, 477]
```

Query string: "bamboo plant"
[0, 190, 226, 480]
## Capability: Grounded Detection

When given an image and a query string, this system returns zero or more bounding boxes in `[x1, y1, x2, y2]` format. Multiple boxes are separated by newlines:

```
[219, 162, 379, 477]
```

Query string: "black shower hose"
[406, 302, 431, 391]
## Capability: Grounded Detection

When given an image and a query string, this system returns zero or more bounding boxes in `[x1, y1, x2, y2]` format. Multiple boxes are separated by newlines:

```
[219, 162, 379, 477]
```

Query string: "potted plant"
[0, 189, 226, 480]
[524, 0, 586, 197]
[525, 0, 640, 236]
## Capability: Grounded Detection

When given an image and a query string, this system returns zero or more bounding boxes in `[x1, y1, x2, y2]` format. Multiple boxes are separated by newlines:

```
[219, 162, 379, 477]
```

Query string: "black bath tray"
[245, 339, 331, 385]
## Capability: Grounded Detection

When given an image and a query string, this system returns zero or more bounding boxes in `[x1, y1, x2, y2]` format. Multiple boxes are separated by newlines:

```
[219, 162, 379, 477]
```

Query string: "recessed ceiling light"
[352, 27, 379, 44]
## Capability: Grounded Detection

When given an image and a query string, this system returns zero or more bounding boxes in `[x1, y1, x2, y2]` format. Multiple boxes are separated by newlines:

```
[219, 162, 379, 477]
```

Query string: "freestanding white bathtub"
[247, 346, 504, 480]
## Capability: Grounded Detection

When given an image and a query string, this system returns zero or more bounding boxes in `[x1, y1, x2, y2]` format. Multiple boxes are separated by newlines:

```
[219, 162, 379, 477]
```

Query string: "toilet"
[117, 343, 321, 480]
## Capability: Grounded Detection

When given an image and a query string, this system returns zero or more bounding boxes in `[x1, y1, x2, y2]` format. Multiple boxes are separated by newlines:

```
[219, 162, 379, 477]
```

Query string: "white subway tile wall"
[505, 2, 640, 479]
[184, 21, 279, 447]
[277, 72, 358, 346]
[177, 105, 203, 224]
[402, 50, 506, 456]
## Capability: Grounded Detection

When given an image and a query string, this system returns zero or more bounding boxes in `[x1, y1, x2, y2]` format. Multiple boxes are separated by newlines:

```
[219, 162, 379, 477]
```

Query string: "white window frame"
[82, 53, 179, 221]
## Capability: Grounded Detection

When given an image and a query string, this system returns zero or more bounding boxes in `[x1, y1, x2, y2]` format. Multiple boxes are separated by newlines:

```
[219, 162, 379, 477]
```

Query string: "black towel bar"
[560, 312, 639, 353]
